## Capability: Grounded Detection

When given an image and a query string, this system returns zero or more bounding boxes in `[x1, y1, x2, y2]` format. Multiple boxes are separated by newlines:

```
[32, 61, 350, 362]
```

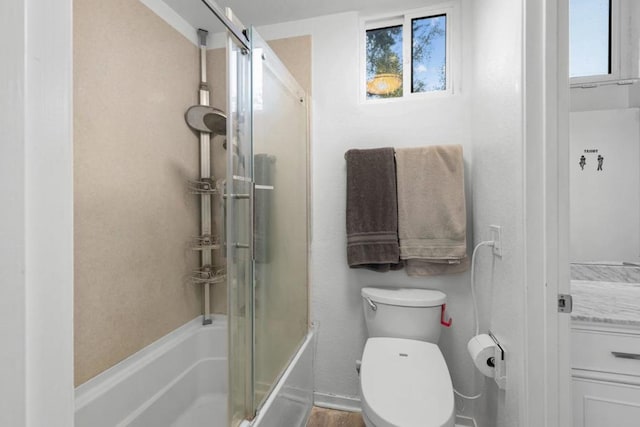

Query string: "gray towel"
[395, 145, 469, 276]
[345, 148, 402, 272]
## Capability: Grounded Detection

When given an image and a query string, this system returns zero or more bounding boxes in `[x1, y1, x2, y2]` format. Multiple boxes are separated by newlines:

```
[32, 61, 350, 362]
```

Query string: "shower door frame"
[223, 6, 256, 424]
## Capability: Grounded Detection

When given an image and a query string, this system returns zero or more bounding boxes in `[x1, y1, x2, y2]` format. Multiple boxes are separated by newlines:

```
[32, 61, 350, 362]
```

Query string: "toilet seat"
[360, 337, 455, 427]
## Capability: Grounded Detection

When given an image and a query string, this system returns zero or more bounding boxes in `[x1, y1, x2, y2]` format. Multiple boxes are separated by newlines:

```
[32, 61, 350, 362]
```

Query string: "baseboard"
[313, 392, 361, 413]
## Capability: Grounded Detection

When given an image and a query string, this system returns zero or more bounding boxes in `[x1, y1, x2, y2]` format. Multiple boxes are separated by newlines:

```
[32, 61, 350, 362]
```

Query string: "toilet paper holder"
[488, 331, 507, 390]
[467, 331, 507, 389]
[488, 331, 504, 362]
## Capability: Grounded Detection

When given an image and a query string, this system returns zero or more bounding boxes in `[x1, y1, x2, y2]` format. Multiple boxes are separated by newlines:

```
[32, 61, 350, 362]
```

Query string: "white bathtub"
[75, 316, 228, 427]
[75, 315, 314, 427]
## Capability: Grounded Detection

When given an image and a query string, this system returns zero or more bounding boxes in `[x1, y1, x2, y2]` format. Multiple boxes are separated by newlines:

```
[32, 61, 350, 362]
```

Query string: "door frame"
[523, 0, 572, 426]
[0, 0, 75, 425]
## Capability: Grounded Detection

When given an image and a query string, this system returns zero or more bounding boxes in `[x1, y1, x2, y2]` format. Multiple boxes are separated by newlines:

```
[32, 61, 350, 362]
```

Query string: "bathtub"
[75, 316, 227, 427]
[75, 315, 314, 427]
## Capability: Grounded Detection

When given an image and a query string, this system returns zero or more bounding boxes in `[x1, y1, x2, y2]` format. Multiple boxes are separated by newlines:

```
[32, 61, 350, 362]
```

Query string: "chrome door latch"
[558, 294, 573, 314]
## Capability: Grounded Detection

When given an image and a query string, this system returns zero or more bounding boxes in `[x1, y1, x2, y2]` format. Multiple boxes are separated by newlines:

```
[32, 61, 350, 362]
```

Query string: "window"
[569, 0, 617, 80]
[363, 5, 453, 100]
[366, 25, 404, 98]
[411, 15, 447, 93]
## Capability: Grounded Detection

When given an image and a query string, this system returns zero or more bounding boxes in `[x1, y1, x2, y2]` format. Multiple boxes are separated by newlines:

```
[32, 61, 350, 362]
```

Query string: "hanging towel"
[345, 147, 403, 272]
[395, 145, 469, 276]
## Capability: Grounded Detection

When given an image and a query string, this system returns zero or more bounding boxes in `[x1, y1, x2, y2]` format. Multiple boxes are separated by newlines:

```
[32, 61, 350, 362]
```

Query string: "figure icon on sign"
[597, 155, 604, 171]
[579, 155, 586, 170]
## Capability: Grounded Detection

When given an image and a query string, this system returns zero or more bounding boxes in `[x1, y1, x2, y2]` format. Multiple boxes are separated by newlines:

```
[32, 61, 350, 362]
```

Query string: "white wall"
[570, 109, 640, 263]
[256, 2, 481, 418]
[0, 0, 75, 425]
[469, 0, 525, 426]
[569, 0, 640, 264]
[0, 1, 27, 425]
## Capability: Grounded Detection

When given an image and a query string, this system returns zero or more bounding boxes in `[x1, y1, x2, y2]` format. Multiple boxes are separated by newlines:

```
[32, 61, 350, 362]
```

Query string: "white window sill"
[570, 77, 638, 89]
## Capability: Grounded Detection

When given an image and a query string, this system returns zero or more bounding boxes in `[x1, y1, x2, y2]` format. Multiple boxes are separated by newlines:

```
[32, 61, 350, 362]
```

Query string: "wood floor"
[306, 406, 365, 427]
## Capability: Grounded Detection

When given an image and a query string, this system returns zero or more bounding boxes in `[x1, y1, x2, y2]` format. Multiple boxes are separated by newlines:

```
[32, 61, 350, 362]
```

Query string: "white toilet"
[359, 287, 455, 427]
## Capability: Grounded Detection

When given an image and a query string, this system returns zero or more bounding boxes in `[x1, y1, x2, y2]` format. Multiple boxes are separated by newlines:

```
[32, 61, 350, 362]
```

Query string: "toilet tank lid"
[361, 287, 446, 307]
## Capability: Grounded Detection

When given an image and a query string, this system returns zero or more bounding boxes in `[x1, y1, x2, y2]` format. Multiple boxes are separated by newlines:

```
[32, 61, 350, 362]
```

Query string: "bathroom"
[2, 0, 639, 426]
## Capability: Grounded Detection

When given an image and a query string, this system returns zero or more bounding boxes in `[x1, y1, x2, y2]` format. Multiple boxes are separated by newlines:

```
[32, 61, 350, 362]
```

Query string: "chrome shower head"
[185, 105, 227, 135]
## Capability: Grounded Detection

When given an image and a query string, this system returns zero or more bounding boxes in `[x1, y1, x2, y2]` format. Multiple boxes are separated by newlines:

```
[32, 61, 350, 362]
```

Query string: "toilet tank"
[361, 287, 447, 343]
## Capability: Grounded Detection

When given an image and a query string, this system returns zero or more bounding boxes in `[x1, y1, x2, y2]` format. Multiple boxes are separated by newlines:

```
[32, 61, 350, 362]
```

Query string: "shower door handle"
[223, 193, 250, 199]
[221, 180, 227, 252]
[249, 183, 255, 261]
[223, 178, 253, 253]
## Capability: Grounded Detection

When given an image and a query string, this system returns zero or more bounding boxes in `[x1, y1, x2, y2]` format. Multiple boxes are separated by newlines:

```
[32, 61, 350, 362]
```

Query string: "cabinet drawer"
[572, 329, 640, 377]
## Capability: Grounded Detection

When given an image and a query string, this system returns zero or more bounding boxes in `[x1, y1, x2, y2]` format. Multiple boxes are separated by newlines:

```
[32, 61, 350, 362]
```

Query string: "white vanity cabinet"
[572, 323, 640, 426]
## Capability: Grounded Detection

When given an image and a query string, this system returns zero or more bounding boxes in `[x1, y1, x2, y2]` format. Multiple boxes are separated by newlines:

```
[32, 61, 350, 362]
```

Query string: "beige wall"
[206, 48, 228, 315]
[267, 36, 312, 96]
[74, 0, 202, 386]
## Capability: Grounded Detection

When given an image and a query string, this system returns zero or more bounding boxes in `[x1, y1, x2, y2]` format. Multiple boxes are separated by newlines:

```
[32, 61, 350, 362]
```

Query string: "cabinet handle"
[611, 351, 640, 360]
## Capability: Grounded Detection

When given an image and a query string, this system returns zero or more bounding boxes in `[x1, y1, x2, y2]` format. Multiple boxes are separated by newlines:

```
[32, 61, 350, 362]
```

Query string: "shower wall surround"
[74, 0, 313, 386]
[74, 0, 201, 386]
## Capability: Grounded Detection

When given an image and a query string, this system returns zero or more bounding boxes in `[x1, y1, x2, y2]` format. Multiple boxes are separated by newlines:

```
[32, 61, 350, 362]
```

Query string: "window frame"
[360, 2, 458, 103]
[362, 16, 405, 100]
[570, 0, 621, 86]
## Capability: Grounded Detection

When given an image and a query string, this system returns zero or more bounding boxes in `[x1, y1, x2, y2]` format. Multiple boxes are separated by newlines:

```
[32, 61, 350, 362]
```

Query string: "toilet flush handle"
[441, 304, 452, 327]
[365, 297, 377, 311]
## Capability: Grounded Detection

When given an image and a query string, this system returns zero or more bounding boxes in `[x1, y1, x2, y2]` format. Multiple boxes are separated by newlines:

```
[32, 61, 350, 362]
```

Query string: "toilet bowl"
[359, 338, 455, 427]
[359, 288, 455, 427]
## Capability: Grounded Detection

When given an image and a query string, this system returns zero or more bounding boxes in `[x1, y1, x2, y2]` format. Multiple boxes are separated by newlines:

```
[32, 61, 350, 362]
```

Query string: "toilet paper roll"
[467, 334, 496, 378]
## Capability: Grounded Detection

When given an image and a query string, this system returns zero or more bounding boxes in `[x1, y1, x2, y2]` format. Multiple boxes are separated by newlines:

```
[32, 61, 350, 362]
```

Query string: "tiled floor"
[306, 406, 365, 427]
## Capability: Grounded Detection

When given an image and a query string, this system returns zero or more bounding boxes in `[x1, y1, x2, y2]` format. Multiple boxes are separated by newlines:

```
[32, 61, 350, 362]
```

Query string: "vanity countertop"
[571, 280, 640, 327]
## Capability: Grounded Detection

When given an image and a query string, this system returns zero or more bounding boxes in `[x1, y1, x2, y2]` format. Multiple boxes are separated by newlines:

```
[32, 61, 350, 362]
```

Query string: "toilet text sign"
[578, 149, 604, 172]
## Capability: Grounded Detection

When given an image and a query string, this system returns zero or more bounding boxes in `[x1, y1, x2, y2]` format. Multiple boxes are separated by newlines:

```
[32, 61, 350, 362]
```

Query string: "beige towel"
[395, 145, 469, 276]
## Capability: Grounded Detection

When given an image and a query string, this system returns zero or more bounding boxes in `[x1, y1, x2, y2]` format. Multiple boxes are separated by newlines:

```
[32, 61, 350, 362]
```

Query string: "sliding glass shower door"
[226, 23, 309, 426]
[249, 27, 309, 411]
